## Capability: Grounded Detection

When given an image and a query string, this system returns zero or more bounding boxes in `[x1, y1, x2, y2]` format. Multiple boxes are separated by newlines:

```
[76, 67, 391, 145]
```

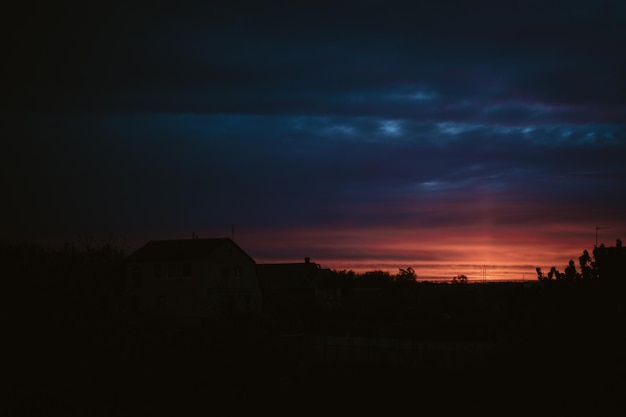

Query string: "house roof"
[126, 238, 254, 263]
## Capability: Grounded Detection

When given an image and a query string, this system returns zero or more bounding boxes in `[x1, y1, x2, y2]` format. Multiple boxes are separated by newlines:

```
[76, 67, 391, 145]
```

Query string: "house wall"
[204, 243, 262, 314]
[126, 242, 261, 317]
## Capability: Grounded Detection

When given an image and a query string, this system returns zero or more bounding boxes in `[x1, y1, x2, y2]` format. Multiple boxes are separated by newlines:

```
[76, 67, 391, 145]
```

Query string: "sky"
[2, 0, 626, 281]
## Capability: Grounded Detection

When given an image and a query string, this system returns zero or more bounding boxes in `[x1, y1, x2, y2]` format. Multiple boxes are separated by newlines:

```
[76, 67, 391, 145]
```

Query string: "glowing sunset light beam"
[223, 217, 621, 281]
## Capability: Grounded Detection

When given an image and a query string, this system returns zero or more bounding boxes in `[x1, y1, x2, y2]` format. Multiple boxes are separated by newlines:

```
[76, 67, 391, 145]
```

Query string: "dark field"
[6, 279, 625, 416]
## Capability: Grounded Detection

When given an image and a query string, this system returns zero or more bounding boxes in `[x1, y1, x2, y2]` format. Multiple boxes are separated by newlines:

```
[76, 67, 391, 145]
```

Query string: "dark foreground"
[6, 280, 626, 416]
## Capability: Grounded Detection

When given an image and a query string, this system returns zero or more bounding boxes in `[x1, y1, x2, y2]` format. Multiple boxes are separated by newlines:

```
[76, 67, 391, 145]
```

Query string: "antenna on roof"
[231, 224, 235, 241]
[596, 225, 608, 247]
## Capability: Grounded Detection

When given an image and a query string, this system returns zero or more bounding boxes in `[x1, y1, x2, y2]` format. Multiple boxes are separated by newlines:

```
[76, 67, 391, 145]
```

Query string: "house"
[125, 238, 261, 318]
[256, 257, 337, 316]
[594, 239, 626, 286]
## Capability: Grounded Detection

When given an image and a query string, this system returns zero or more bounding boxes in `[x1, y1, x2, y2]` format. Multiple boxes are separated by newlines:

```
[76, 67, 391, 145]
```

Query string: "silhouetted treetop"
[537, 239, 625, 286]
[452, 274, 468, 284]
[395, 267, 417, 283]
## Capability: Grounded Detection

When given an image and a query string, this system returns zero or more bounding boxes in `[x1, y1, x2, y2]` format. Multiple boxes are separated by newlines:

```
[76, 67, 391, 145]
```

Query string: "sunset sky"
[3, 0, 626, 280]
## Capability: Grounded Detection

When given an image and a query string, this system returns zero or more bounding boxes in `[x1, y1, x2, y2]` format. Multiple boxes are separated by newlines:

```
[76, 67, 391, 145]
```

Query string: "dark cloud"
[2, 0, 625, 275]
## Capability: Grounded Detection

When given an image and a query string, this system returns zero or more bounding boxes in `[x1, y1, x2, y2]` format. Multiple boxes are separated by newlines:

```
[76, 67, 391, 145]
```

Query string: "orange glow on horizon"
[234, 221, 624, 281]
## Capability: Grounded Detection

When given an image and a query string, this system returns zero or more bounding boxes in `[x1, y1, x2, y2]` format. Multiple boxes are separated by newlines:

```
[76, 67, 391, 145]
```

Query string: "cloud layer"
[3, 0, 626, 279]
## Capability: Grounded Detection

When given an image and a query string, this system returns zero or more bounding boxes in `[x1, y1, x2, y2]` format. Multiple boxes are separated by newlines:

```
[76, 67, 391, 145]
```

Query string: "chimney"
[305, 257, 310, 264]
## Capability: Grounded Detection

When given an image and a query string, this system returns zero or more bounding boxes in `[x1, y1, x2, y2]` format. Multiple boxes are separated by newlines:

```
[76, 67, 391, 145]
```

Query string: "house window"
[167, 264, 177, 279]
[154, 263, 163, 280]
[132, 265, 142, 288]
[182, 264, 192, 278]
[234, 266, 243, 278]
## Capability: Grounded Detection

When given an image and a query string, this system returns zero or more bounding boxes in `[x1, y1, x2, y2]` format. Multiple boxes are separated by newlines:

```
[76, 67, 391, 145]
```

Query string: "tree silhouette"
[578, 249, 597, 281]
[395, 267, 417, 283]
[536, 267, 546, 281]
[564, 259, 580, 281]
[452, 274, 468, 284]
[359, 270, 393, 287]
[547, 266, 564, 281]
